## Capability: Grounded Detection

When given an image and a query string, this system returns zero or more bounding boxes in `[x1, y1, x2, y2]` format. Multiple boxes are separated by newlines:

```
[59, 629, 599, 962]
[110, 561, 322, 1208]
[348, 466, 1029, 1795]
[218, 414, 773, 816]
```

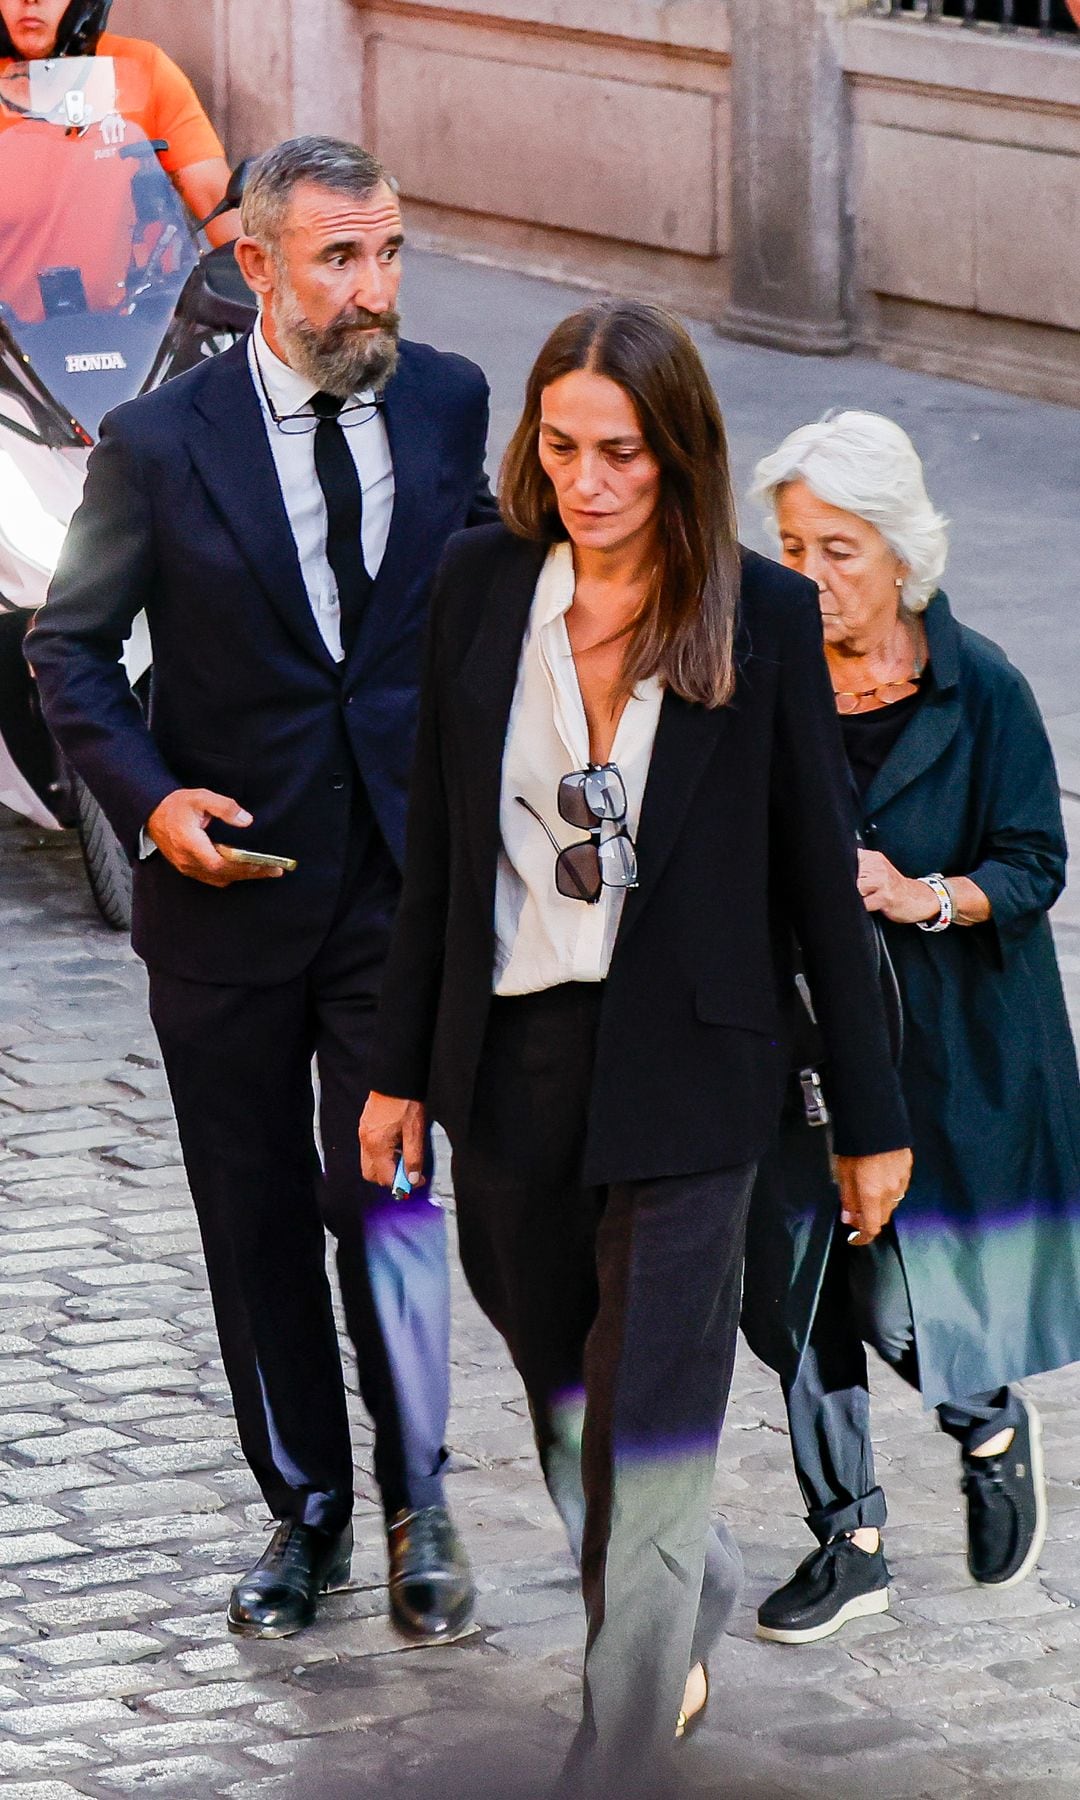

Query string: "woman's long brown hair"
[499, 301, 742, 709]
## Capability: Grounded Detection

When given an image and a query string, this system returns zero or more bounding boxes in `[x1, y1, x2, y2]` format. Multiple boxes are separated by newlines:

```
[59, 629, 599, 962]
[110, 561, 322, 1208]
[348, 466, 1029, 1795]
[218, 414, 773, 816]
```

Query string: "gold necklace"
[832, 623, 925, 716]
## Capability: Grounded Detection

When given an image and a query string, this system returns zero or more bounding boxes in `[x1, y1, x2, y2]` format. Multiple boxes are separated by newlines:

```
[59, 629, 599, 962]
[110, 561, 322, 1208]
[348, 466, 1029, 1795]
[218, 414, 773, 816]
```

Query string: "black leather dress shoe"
[387, 1505, 474, 1641]
[227, 1519, 353, 1638]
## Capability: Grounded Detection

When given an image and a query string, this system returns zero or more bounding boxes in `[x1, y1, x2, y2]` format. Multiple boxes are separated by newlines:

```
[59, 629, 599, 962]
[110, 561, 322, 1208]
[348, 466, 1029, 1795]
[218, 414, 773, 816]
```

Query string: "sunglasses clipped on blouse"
[515, 763, 639, 904]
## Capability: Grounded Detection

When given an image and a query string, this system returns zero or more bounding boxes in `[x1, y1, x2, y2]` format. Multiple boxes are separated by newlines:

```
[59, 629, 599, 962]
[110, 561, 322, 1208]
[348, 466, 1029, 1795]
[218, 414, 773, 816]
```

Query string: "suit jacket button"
[330, 774, 346, 791]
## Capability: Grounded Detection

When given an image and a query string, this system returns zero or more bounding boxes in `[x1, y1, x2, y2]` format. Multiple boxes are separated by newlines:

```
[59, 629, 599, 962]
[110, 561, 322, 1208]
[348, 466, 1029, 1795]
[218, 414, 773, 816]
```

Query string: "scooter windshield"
[0, 56, 198, 436]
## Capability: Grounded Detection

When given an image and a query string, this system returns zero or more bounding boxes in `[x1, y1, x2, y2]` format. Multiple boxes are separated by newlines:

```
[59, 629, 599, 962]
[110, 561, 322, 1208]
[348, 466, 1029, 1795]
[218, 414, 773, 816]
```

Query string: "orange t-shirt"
[0, 37, 223, 323]
[0, 33, 224, 173]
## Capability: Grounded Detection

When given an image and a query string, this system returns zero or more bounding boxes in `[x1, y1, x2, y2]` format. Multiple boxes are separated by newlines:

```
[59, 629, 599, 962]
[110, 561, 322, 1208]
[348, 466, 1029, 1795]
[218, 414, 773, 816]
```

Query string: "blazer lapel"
[344, 347, 442, 668]
[863, 592, 962, 819]
[187, 340, 337, 673]
[615, 692, 727, 945]
[457, 534, 549, 900]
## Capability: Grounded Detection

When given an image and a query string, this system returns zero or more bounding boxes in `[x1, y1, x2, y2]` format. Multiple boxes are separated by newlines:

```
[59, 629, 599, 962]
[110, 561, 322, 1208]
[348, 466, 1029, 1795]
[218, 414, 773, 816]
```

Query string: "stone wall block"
[370, 40, 722, 256]
[856, 123, 978, 311]
[974, 142, 1080, 335]
[843, 16, 1080, 403]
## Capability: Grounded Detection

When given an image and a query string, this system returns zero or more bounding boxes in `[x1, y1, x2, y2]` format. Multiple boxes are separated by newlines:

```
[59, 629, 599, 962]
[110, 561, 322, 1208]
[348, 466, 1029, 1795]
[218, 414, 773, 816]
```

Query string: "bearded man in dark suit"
[27, 135, 497, 1643]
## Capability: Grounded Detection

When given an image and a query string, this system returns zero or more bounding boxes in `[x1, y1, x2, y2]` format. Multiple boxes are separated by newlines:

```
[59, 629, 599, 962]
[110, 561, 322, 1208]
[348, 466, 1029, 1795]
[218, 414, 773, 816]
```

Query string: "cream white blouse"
[493, 543, 663, 996]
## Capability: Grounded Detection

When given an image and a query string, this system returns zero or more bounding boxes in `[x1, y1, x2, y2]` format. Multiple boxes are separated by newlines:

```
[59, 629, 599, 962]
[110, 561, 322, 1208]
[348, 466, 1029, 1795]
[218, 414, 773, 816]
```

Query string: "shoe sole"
[756, 1586, 890, 1645]
[971, 1396, 1048, 1591]
[388, 1598, 477, 1647]
[226, 1562, 354, 1638]
[388, 1617, 478, 1648]
[227, 1612, 307, 1640]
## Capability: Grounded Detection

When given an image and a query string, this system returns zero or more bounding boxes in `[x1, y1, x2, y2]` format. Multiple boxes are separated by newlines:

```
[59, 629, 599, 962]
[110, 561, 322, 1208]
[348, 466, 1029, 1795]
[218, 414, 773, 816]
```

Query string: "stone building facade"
[111, 0, 1080, 405]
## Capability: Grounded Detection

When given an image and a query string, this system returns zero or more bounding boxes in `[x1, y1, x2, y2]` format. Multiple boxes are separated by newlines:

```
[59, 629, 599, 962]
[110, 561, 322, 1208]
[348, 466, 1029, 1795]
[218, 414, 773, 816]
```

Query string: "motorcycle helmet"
[0, 1, 114, 59]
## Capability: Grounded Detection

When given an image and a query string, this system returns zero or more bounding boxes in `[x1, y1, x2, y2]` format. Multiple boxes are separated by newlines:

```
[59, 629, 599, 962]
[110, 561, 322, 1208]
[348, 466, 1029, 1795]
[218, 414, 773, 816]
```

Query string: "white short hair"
[750, 410, 949, 613]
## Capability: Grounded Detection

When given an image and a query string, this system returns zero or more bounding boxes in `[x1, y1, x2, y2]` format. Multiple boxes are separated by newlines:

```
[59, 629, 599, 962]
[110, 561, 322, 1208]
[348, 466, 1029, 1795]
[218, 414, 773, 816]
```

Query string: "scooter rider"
[0, 1, 238, 245]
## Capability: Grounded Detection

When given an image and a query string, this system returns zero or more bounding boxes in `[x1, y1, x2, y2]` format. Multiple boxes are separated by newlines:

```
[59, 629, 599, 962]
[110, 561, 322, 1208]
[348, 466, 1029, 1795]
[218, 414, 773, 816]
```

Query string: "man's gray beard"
[270, 281, 400, 399]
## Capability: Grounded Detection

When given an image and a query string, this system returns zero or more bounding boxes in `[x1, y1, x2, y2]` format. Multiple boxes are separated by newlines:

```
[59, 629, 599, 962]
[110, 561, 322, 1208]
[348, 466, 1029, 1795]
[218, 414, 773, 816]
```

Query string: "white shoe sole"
[756, 1585, 890, 1645]
[972, 1396, 1048, 1591]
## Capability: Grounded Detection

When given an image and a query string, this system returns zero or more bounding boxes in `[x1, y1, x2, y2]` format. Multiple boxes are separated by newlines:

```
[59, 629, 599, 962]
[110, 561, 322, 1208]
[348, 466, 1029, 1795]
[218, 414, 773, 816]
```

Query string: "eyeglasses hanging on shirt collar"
[516, 763, 639, 904]
[251, 337, 385, 436]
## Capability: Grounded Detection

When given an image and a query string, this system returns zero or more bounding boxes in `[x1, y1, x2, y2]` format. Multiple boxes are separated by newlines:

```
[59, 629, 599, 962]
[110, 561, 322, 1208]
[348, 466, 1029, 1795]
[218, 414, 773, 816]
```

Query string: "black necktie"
[311, 390, 371, 658]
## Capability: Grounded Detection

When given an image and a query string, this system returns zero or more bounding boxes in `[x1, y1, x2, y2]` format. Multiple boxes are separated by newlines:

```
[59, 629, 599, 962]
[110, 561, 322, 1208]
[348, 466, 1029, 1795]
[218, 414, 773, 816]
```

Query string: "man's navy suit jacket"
[27, 334, 498, 985]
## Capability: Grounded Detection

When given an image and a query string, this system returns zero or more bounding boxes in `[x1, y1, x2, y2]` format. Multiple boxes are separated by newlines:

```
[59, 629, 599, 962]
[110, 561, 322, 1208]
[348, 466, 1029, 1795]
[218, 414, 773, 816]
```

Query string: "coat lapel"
[615, 692, 727, 945]
[344, 346, 443, 668]
[457, 534, 549, 900]
[187, 339, 338, 674]
[863, 592, 962, 819]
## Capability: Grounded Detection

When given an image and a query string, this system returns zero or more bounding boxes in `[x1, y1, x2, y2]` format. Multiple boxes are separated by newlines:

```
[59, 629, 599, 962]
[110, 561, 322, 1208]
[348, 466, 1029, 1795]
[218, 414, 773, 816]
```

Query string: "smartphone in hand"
[217, 845, 297, 872]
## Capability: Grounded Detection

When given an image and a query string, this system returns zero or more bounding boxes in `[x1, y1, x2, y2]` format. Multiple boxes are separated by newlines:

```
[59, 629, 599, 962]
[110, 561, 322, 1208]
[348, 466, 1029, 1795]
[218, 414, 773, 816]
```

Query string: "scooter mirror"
[223, 159, 253, 212]
[196, 159, 253, 232]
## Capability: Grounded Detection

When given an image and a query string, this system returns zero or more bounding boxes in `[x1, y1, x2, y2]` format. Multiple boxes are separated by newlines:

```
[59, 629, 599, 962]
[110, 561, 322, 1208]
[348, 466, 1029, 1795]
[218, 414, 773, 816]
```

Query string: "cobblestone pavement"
[7, 834, 1080, 1800]
[3, 257, 1080, 1800]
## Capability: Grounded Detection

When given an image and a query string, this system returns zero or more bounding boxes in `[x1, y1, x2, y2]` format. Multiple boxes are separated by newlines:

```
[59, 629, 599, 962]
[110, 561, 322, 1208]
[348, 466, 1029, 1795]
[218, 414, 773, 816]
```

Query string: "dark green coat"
[744, 593, 1080, 1407]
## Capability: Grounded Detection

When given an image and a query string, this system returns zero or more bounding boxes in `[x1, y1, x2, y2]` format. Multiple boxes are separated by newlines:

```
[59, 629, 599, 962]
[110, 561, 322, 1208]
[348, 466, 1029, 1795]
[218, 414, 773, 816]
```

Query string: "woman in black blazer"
[361, 302, 911, 1795]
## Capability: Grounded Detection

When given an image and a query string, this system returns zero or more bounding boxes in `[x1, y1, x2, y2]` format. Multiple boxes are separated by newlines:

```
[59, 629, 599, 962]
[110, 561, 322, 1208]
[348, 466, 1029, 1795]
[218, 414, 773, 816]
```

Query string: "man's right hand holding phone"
[146, 788, 285, 887]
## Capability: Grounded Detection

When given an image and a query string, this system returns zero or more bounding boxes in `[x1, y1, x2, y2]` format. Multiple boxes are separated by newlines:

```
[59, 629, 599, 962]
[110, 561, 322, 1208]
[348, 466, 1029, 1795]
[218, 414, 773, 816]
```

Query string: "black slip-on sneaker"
[757, 1536, 890, 1644]
[962, 1396, 1047, 1588]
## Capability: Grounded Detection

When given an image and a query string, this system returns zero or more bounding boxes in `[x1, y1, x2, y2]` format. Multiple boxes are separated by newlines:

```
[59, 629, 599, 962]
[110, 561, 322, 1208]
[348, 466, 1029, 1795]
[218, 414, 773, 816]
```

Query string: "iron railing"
[872, 0, 1078, 32]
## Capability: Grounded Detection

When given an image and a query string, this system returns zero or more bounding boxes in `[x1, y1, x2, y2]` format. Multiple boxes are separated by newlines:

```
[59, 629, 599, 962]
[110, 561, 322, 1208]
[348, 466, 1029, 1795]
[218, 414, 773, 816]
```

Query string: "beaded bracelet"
[916, 873, 953, 933]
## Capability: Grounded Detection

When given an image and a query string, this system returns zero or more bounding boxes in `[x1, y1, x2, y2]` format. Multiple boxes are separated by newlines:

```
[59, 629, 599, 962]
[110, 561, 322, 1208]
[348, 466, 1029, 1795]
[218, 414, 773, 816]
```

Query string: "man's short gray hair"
[240, 136, 389, 247]
[751, 410, 949, 612]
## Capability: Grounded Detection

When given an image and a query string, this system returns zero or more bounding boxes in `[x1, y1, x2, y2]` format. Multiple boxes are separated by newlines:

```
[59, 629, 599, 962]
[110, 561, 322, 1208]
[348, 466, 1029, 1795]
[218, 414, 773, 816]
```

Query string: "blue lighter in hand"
[391, 1150, 448, 1211]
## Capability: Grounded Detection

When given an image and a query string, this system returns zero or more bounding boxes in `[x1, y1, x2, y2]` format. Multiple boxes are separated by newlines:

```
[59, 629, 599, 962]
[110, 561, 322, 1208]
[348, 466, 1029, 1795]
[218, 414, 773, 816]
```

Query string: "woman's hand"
[836, 1148, 913, 1247]
[856, 849, 940, 925]
[359, 1092, 426, 1191]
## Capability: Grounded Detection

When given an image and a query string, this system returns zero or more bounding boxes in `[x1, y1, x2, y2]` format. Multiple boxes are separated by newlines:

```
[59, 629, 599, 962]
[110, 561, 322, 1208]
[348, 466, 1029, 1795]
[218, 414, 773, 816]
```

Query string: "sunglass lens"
[558, 772, 596, 830]
[585, 765, 627, 821]
[556, 843, 602, 902]
[597, 832, 638, 889]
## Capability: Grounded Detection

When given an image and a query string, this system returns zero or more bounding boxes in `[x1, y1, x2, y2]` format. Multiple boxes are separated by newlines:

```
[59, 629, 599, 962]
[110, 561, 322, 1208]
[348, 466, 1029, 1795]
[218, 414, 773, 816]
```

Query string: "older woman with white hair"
[743, 410, 1080, 1646]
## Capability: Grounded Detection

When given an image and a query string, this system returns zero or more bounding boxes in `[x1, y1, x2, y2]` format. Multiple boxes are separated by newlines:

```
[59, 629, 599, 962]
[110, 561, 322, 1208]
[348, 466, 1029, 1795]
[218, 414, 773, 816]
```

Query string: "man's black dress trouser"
[146, 820, 450, 1535]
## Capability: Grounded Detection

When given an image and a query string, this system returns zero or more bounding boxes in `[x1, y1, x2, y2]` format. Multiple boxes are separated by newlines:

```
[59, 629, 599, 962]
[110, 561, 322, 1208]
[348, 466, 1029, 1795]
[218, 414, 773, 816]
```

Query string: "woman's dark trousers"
[451, 984, 753, 1793]
[785, 1221, 1024, 1544]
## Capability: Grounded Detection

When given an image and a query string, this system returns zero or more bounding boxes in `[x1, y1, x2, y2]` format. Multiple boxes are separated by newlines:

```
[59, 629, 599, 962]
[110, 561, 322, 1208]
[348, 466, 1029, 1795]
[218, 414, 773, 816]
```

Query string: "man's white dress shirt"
[494, 542, 663, 996]
[247, 315, 395, 661]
